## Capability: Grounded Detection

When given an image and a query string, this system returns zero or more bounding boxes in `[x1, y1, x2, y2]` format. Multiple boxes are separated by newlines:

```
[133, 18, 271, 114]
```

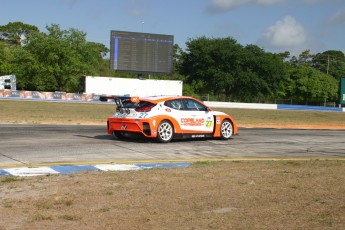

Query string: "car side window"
[183, 99, 206, 111]
[164, 99, 183, 110]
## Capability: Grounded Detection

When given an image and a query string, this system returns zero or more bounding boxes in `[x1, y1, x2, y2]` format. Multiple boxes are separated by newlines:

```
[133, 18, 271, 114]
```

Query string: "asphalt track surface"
[0, 124, 345, 167]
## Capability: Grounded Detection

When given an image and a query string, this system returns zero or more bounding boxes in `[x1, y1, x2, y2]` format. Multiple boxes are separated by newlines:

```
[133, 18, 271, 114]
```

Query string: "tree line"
[1, 22, 344, 104]
[178, 37, 344, 104]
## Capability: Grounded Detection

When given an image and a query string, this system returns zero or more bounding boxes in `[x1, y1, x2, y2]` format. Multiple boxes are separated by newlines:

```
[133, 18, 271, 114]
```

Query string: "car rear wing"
[99, 95, 139, 104]
[99, 96, 140, 115]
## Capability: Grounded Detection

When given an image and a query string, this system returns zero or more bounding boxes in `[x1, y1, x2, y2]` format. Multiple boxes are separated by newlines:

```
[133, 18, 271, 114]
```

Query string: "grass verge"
[1, 160, 344, 229]
[0, 100, 344, 129]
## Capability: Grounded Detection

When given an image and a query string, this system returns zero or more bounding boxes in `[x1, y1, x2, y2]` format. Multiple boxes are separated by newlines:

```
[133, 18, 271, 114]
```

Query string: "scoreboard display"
[110, 30, 174, 74]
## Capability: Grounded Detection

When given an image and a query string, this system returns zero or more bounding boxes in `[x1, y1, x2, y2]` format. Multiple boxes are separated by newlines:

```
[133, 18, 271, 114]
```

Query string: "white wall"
[85, 76, 183, 97]
[204, 101, 277, 110]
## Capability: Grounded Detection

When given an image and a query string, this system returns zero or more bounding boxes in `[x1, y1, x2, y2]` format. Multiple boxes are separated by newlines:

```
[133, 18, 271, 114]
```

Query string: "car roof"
[139, 95, 195, 104]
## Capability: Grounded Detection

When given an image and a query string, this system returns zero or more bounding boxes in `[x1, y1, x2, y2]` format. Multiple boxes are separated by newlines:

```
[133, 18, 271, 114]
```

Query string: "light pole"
[141, 21, 144, 32]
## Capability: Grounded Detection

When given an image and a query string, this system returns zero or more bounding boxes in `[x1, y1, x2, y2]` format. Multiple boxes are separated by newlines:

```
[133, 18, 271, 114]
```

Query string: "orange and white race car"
[106, 95, 238, 143]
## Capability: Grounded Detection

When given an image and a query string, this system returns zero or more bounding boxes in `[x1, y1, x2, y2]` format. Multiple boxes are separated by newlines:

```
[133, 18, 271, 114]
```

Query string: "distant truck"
[82, 76, 183, 97]
[0, 75, 16, 90]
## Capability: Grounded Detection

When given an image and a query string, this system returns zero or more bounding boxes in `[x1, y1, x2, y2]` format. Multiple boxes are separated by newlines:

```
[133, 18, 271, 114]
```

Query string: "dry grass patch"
[1, 100, 345, 129]
[217, 108, 345, 129]
[1, 160, 345, 229]
[0, 100, 114, 124]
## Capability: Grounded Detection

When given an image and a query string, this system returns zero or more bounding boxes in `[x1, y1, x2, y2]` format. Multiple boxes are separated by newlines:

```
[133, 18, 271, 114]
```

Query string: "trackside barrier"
[0, 89, 100, 102]
[204, 101, 345, 112]
[204, 101, 277, 110]
[277, 104, 344, 112]
[1, 89, 344, 112]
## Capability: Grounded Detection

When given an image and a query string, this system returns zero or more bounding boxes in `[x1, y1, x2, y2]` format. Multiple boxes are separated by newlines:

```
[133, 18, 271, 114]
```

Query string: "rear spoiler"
[99, 96, 139, 106]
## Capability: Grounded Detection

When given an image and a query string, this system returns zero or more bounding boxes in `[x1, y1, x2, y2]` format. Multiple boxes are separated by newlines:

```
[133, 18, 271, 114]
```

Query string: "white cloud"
[206, 0, 284, 13]
[211, 0, 250, 10]
[328, 8, 345, 25]
[259, 16, 308, 49]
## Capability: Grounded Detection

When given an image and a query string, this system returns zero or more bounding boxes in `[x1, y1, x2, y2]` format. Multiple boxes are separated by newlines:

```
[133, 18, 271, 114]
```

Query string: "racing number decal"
[205, 120, 213, 128]
[138, 112, 148, 118]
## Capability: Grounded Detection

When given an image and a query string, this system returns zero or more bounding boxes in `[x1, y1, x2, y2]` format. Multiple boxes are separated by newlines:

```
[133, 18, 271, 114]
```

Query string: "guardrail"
[1, 89, 344, 112]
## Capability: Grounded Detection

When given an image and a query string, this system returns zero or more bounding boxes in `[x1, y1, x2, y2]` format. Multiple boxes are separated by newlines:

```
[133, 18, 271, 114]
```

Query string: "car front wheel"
[220, 119, 233, 140]
[156, 120, 174, 143]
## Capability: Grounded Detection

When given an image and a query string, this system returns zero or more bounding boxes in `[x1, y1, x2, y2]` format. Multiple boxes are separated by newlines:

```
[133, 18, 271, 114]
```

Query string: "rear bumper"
[107, 117, 156, 138]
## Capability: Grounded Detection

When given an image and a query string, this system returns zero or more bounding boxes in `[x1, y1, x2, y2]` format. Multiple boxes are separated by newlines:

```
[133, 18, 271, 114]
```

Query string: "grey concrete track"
[0, 124, 344, 166]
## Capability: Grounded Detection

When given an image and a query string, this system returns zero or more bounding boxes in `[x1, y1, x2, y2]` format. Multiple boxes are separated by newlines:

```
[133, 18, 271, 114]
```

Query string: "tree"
[298, 50, 313, 66]
[172, 44, 183, 75]
[178, 37, 287, 102]
[0, 41, 12, 75]
[278, 51, 290, 61]
[10, 47, 42, 90]
[281, 65, 338, 104]
[0, 22, 39, 47]
[241, 45, 287, 101]
[312, 50, 345, 81]
[11, 24, 109, 92]
[179, 36, 243, 99]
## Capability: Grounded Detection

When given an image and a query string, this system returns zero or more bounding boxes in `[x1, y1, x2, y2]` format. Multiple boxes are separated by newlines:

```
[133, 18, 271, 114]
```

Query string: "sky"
[1, 0, 345, 56]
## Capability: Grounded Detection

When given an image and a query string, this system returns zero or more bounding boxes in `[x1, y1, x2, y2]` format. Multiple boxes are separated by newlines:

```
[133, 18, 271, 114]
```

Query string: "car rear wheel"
[220, 119, 233, 140]
[156, 120, 174, 143]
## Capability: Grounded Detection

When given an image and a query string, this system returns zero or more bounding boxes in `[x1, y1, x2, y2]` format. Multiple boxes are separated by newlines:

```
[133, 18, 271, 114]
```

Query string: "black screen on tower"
[110, 30, 174, 74]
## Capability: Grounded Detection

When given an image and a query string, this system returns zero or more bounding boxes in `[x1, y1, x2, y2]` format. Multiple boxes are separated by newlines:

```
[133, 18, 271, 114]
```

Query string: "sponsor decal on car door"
[178, 99, 214, 132]
[179, 113, 214, 132]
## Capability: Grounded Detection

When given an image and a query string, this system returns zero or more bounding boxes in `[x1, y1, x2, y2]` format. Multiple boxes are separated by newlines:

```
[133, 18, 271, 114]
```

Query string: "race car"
[106, 95, 237, 143]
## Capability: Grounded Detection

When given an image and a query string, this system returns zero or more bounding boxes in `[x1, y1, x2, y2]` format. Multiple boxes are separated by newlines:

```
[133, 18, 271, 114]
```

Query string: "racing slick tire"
[156, 120, 174, 143]
[220, 119, 233, 140]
